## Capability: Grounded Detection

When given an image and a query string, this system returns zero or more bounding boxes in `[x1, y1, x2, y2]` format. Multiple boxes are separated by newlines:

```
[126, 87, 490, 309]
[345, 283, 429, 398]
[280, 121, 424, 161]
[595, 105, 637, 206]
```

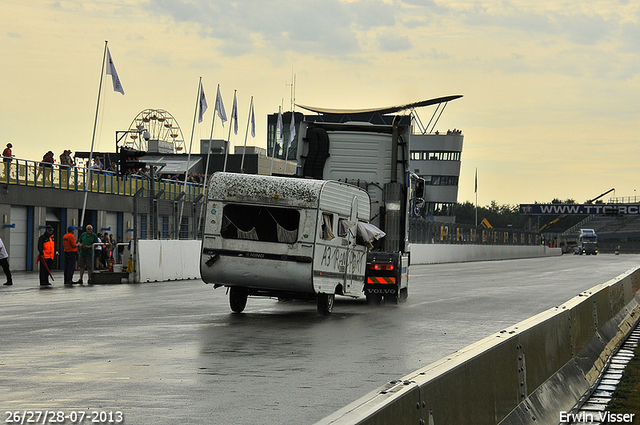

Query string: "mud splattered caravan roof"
[208, 172, 370, 220]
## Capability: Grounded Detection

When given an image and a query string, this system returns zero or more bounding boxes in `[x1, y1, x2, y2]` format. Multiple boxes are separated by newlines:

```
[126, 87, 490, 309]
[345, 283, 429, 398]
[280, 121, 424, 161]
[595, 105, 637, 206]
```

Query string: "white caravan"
[200, 172, 375, 314]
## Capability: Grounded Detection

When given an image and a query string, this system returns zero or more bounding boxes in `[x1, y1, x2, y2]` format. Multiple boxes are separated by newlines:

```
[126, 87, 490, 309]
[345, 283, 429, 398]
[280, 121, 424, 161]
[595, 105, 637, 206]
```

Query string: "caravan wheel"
[317, 293, 335, 315]
[229, 287, 248, 313]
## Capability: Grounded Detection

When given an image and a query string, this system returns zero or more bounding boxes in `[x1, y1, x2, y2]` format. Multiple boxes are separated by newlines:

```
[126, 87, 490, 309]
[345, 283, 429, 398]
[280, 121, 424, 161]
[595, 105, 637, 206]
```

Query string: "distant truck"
[576, 229, 598, 255]
[295, 121, 417, 304]
[199, 172, 378, 315]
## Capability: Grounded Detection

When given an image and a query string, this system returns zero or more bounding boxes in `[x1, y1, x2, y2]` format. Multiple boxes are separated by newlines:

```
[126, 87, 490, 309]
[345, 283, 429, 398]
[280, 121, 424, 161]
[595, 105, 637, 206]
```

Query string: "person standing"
[2, 143, 13, 182]
[37, 225, 55, 286]
[77, 224, 99, 284]
[37, 151, 55, 185]
[0, 236, 13, 286]
[59, 150, 74, 188]
[95, 233, 104, 269]
[62, 226, 78, 285]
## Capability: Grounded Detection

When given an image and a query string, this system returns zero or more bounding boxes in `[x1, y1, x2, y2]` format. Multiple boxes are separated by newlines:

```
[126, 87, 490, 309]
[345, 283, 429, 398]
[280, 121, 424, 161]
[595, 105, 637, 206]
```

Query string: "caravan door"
[342, 196, 365, 296]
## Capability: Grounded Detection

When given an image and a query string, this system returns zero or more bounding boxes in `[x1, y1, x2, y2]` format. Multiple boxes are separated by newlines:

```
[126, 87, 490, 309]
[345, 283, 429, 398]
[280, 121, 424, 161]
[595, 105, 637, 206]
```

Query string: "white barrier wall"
[137, 240, 201, 282]
[135, 241, 560, 283]
[411, 244, 561, 264]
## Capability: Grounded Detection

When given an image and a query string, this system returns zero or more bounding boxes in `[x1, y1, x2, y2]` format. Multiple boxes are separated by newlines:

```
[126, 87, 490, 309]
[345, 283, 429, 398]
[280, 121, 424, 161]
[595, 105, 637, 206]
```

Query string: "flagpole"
[223, 90, 236, 172]
[80, 40, 108, 231]
[240, 96, 253, 173]
[178, 77, 202, 233]
[475, 167, 478, 227]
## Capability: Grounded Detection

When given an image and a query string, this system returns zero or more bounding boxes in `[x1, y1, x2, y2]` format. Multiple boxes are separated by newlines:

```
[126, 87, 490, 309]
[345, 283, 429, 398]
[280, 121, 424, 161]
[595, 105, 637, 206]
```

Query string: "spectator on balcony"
[2, 143, 13, 181]
[91, 156, 103, 171]
[59, 150, 74, 187]
[59, 150, 74, 168]
[37, 151, 55, 185]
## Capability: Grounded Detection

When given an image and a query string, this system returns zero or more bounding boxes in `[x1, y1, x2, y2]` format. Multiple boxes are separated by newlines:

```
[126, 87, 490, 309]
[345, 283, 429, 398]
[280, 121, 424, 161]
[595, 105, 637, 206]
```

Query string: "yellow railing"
[0, 158, 204, 201]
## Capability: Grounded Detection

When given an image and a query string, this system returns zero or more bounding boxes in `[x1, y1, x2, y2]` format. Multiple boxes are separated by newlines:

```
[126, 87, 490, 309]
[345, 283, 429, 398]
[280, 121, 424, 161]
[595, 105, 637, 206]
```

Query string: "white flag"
[474, 168, 477, 193]
[277, 109, 284, 144]
[215, 86, 227, 126]
[105, 47, 124, 95]
[198, 81, 207, 123]
[231, 92, 238, 135]
[250, 100, 255, 138]
[288, 112, 296, 148]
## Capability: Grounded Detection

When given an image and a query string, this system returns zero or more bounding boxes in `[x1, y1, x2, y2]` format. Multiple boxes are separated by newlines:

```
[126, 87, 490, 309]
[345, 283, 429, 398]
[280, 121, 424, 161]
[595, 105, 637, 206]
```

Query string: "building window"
[424, 176, 459, 186]
[425, 202, 455, 216]
[410, 151, 461, 161]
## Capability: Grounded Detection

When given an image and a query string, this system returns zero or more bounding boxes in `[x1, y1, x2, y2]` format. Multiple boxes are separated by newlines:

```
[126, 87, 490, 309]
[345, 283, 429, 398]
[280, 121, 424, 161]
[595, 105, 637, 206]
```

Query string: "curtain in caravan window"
[338, 219, 357, 237]
[322, 214, 335, 240]
[276, 223, 297, 243]
[237, 228, 259, 240]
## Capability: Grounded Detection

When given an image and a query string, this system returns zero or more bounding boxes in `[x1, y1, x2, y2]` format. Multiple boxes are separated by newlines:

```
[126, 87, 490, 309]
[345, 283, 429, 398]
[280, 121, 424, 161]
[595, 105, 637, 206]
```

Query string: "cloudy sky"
[3, 0, 640, 206]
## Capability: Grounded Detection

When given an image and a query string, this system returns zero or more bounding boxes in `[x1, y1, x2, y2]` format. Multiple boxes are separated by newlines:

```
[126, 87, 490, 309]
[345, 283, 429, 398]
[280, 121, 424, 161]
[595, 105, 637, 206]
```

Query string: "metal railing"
[409, 218, 542, 246]
[0, 157, 204, 202]
[609, 196, 640, 204]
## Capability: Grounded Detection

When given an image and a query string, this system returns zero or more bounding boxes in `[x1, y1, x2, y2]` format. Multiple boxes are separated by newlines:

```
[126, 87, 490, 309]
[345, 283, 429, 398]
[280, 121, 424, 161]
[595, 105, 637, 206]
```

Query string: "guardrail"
[0, 157, 204, 202]
[315, 267, 640, 425]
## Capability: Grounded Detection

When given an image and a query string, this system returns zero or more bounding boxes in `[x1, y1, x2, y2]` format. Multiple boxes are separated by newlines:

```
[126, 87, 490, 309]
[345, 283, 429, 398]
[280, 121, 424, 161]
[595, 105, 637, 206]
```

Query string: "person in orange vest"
[62, 226, 78, 285]
[38, 225, 56, 286]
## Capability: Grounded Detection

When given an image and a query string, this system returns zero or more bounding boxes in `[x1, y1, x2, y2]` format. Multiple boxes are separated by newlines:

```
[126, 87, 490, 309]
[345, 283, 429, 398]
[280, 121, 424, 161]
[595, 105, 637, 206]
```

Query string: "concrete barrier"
[411, 244, 562, 265]
[136, 242, 559, 281]
[138, 240, 201, 282]
[315, 267, 640, 425]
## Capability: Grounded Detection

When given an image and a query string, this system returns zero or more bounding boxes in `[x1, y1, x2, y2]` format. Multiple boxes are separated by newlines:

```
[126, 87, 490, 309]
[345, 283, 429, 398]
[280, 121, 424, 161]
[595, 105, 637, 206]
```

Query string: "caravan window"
[338, 218, 356, 238]
[221, 204, 299, 244]
[321, 213, 335, 240]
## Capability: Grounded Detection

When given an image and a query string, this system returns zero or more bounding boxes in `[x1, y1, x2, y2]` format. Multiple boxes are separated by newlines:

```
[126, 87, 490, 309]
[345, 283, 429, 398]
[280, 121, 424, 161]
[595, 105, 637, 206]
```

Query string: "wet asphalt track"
[2, 254, 639, 425]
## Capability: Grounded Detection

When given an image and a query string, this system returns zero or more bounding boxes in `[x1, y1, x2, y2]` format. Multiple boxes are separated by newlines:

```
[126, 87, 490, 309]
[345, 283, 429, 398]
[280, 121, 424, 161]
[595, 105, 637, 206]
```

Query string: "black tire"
[317, 293, 335, 315]
[229, 287, 248, 313]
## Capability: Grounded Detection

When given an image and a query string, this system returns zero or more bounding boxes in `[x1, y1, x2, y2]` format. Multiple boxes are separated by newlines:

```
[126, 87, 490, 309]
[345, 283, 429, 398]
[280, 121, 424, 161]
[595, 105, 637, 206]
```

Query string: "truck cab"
[578, 229, 598, 255]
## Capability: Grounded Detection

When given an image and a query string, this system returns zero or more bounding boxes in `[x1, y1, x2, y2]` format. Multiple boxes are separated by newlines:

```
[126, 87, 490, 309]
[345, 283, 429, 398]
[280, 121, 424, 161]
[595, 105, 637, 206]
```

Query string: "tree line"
[453, 199, 590, 232]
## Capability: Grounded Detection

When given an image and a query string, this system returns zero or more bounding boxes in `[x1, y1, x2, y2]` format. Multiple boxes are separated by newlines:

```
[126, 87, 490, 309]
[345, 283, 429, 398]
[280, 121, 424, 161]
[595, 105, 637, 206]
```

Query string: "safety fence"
[0, 157, 204, 202]
[409, 218, 542, 246]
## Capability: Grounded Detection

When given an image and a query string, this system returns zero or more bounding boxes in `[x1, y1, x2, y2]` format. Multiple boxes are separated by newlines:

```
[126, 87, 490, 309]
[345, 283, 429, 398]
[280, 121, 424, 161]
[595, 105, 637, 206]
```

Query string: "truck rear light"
[370, 263, 394, 271]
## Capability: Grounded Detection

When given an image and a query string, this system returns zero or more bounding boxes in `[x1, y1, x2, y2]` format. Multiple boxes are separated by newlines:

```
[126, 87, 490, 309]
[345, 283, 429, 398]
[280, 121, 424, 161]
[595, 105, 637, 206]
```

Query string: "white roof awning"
[145, 156, 202, 174]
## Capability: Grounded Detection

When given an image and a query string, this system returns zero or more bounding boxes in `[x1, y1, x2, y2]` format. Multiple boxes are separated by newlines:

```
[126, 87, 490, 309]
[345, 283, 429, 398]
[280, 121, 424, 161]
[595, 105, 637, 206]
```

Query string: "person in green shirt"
[76, 224, 99, 284]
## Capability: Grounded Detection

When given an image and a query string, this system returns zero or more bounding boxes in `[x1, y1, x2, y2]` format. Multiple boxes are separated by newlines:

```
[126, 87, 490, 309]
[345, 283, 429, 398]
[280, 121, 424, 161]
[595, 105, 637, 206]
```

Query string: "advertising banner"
[519, 204, 640, 215]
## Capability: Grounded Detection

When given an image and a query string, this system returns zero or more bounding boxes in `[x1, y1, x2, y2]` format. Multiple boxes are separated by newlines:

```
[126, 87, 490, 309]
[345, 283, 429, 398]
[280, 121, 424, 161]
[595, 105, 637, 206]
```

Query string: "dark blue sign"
[519, 204, 640, 215]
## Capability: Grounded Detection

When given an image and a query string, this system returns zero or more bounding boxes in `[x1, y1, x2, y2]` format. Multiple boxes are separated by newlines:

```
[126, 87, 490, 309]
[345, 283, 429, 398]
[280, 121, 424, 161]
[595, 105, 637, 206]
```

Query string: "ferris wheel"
[124, 109, 186, 153]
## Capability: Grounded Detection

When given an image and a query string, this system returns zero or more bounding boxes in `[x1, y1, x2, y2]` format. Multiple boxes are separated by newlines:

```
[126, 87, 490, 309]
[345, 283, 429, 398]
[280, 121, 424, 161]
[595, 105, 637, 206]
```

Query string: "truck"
[199, 172, 379, 314]
[295, 120, 415, 304]
[577, 228, 598, 255]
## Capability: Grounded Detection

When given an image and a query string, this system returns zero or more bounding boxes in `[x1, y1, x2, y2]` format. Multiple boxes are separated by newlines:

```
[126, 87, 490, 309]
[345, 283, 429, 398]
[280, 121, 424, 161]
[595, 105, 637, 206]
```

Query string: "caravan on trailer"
[200, 172, 381, 315]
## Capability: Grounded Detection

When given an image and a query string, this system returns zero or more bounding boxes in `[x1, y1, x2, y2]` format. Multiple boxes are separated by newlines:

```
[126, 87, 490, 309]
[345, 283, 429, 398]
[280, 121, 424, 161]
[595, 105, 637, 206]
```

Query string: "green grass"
[607, 343, 640, 423]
